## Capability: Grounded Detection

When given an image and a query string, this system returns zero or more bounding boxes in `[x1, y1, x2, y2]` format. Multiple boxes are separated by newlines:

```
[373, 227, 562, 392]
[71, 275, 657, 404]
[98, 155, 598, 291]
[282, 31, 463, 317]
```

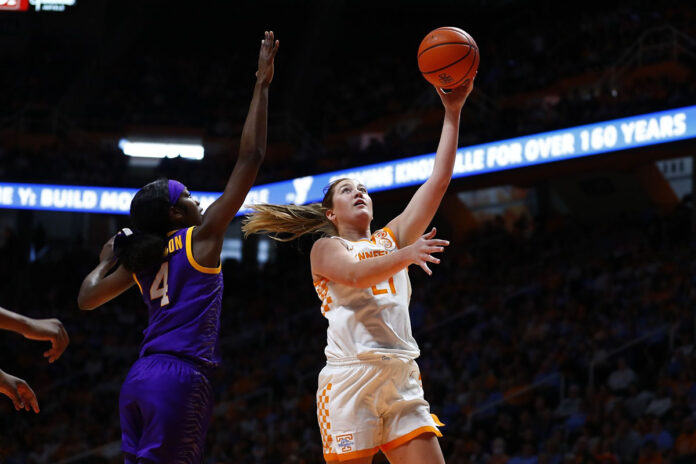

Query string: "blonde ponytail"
[241, 178, 350, 242]
[241, 203, 336, 242]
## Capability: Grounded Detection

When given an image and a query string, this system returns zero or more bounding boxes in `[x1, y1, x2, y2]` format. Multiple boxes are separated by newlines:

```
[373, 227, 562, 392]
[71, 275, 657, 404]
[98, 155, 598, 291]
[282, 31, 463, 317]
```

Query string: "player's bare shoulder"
[310, 237, 353, 280]
[311, 236, 352, 256]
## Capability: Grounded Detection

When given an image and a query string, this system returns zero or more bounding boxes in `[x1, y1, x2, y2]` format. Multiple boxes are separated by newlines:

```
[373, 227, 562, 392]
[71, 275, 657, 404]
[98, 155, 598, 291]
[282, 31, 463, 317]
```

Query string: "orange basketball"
[418, 27, 479, 89]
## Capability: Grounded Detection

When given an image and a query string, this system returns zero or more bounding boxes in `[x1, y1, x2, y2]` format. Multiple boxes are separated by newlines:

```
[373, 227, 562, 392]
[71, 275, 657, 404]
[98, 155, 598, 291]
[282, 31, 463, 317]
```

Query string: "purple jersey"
[133, 226, 222, 368]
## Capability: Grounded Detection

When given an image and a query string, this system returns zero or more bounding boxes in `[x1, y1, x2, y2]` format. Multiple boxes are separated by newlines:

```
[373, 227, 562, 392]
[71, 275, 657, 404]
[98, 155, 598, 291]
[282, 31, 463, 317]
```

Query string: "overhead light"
[118, 139, 204, 160]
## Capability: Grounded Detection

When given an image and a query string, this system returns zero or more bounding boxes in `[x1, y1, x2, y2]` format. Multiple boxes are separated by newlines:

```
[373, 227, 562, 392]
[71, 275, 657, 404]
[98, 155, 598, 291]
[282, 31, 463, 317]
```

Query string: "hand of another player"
[436, 76, 475, 112]
[99, 234, 117, 264]
[404, 227, 450, 275]
[256, 30, 280, 86]
[22, 317, 70, 363]
[0, 370, 39, 413]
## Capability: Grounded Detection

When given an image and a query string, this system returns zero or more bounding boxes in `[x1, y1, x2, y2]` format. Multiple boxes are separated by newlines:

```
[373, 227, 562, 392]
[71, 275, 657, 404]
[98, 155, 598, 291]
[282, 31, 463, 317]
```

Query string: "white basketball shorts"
[316, 356, 444, 462]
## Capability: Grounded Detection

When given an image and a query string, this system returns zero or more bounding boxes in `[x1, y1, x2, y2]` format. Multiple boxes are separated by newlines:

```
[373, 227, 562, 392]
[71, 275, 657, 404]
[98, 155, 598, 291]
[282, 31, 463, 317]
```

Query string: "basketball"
[418, 27, 479, 89]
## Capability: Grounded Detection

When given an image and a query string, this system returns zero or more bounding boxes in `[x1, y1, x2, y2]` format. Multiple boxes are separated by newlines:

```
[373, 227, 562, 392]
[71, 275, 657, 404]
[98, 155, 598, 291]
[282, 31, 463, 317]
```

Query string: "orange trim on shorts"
[379, 426, 442, 452]
[323, 446, 380, 462]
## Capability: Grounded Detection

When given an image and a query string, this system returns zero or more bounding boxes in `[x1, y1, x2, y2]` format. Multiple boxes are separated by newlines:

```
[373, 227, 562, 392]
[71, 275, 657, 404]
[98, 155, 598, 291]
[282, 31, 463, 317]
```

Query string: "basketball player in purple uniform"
[77, 31, 278, 464]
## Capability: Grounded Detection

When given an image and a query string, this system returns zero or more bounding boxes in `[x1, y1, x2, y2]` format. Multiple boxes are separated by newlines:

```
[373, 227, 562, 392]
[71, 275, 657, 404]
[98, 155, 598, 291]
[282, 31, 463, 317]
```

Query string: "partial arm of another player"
[0, 369, 39, 413]
[77, 235, 135, 310]
[310, 227, 449, 287]
[0, 306, 69, 363]
[193, 31, 279, 264]
[386, 80, 474, 247]
[0, 305, 65, 413]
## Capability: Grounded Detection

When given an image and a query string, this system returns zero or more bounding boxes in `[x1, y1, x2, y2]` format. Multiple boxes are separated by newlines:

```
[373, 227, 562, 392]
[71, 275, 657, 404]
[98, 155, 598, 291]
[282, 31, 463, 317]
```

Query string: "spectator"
[644, 385, 673, 418]
[607, 357, 637, 395]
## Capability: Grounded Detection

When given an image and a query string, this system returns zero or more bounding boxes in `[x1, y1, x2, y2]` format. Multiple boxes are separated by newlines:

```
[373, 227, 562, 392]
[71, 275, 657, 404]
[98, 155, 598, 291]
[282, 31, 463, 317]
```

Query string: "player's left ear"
[168, 204, 185, 223]
[326, 208, 336, 224]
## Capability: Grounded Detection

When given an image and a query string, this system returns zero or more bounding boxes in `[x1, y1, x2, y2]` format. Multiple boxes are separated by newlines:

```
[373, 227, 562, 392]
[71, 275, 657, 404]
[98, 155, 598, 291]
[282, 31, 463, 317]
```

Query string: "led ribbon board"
[0, 105, 694, 215]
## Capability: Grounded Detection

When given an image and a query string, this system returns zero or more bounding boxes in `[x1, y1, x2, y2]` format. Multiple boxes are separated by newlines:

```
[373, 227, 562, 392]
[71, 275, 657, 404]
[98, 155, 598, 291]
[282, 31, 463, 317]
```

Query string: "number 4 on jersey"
[150, 262, 170, 306]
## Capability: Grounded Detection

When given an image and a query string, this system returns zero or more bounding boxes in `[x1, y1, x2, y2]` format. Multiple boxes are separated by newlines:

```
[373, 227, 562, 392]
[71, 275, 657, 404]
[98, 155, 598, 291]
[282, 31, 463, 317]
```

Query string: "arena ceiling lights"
[118, 139, 205, 161]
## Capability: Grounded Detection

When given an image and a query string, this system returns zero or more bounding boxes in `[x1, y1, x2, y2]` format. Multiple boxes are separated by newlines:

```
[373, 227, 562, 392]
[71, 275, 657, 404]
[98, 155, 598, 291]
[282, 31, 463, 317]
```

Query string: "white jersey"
[313, 227, 420, 362]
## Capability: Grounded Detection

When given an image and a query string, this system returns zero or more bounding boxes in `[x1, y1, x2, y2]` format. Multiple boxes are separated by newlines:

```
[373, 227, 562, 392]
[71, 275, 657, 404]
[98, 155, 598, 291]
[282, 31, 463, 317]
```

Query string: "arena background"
[1, 0, 695, 463]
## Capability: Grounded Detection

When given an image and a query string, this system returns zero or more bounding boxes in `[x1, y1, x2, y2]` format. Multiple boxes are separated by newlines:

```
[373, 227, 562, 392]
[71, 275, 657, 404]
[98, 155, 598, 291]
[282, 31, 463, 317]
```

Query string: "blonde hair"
[241, 178, 349, 242]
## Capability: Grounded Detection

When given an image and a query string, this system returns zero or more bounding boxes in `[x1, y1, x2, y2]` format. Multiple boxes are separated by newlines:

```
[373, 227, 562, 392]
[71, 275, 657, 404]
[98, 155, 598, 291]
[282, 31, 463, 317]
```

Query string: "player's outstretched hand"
[0, 370, 39, 413]
[256, 30, 279, 86]
[405, 227, 450, 275]
[436, 76, 475, 112]
[22, 317, 70, 363]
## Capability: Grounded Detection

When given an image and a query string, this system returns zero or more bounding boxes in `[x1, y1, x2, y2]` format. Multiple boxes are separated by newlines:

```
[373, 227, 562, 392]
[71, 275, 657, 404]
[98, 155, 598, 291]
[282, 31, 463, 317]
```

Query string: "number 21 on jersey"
[150, 262, 170, 306]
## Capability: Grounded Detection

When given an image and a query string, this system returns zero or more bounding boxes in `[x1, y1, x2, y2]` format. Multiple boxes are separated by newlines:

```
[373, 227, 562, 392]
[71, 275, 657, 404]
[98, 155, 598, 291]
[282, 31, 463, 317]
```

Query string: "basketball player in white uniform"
[243, 78, 474, 463]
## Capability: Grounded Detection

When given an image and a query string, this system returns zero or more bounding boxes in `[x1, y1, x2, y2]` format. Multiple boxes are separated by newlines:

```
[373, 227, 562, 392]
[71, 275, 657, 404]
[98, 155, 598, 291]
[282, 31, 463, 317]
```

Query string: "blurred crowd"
[0, 1, 694, 191]
[1, 199, 696, 463]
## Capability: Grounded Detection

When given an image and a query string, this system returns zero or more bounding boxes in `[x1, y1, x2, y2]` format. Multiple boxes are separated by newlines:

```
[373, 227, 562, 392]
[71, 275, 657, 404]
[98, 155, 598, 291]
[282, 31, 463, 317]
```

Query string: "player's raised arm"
[386, 80, 473, 248]
[192, 31, 279, 265]
[311, 227, 450, 286]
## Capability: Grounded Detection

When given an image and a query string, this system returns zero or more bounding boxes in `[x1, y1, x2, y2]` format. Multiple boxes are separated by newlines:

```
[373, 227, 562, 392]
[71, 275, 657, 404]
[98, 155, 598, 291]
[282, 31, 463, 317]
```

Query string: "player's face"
[328, 179, 372, 227]
[173, 189, 203, 226]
